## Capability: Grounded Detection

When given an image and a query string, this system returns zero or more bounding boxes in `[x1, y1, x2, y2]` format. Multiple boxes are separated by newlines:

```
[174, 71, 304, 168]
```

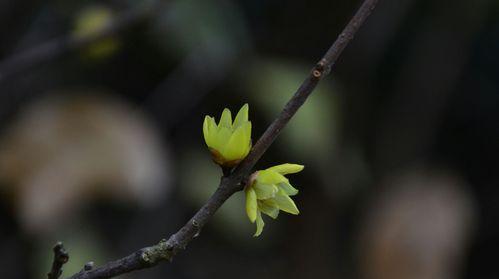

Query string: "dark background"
[0, 0, 497, 278]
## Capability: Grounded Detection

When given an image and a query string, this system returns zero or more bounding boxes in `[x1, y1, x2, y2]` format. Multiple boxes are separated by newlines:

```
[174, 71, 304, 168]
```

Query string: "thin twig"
[66, 0, 379, 278]
[0, 2, 157, 84]
[47, 242, 69, 279]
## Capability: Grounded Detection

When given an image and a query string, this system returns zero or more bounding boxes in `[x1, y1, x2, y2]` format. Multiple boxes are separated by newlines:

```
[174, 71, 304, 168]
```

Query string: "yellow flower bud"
[245, 163, 304, 236]
[203, 104, 252, 167]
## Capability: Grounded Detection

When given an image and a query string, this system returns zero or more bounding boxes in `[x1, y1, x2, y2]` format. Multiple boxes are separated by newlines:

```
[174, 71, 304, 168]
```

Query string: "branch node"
[140, 238, 177, 266]
[312, 69, 322, 78]
[140, 251, 151, 264]
[84, 262, 94, 271]
[47, 241, 69, 279]
[317, 58, 327, 68]
[314, 58, 332, 78]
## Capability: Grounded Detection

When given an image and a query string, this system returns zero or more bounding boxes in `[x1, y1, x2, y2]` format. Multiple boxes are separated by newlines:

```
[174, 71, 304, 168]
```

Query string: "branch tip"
[47, 242, 69, 279]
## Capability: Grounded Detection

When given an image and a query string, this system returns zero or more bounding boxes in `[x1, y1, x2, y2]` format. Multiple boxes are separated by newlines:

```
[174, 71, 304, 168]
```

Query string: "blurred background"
[0, 0, 497, 278]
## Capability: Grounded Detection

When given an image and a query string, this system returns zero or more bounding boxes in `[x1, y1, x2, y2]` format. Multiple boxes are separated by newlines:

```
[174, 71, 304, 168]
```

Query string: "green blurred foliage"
[244, 59, 340, 163]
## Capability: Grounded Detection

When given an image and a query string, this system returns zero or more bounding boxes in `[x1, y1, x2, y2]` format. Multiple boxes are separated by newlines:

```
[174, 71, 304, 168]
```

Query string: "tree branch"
[47, 242, 69, 279]
[66, 0, 379, 278]
[0, 2, 157, 84]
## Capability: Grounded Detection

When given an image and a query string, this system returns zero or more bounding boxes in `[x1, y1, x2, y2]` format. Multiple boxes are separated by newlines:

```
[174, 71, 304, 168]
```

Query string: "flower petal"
[278, 182, 299, 196]
[262, 198, 278, 208]
[258, 200, 279, 219]
[212, 126, 231, 152]
[222, 122, 250, 160]
[257, 169, 288, 185]
[254, 210, 265, 237]
[242, 121, 252, 155]
[253, 183, 278, 199]
[203, 116, 210, 144]
[273, 190, 299, 215]
[233, 103, 249, 128]
[267, 163, 304, 175]
[203, 116, 217, 148]
[218, 108, 232, 129]
[245, 187, 257, 223]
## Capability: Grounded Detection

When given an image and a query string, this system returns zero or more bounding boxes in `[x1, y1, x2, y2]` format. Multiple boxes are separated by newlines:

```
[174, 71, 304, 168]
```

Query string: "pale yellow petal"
[203, 116, 216, 148]
[218, 108, 232, 129]
[242, 121, 252, 155]
[245, 187, 257, 223]
[273, 190, 299, 215]
[278, 182, 299, 196]
[257, 169, 288, 185]
[212, 126, 232, 152]
[258, 200, 279, 219]
[262, 198, 278, 208]
[233, 121, 252, 158]
[267, 163, 304, 175]
[221, 123, 250, 160]
[203, 116, 210, 144]
[253, 183, 278, 199]
[233, 103, 249, 128]
[254, 210, 265, 237]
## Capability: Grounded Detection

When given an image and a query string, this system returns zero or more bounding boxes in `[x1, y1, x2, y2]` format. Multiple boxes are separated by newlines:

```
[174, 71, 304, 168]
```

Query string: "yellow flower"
[203, 104, 252, 168]
[72, 5, 120, 59]
[245, 163, 304, 236]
